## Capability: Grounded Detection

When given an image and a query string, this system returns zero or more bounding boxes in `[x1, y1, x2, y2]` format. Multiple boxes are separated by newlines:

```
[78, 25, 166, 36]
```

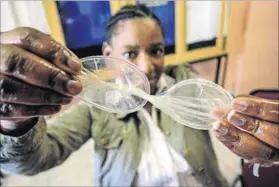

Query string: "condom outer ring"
[166, 78, 233, 130]
[80, 56, 151, 114]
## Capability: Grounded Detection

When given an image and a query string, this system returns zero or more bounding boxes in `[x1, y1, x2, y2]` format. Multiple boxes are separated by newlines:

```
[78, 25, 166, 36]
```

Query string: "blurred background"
[1, 0, 278, 187]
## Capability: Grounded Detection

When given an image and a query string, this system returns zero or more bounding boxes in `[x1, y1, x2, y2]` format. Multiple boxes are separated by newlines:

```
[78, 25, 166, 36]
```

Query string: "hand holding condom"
[212, 96, 279, 166]
[0, 28, 82, 135]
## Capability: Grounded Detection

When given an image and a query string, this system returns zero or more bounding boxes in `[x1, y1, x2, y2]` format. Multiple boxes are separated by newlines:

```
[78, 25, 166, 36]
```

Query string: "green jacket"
[0, 65, 227, 187]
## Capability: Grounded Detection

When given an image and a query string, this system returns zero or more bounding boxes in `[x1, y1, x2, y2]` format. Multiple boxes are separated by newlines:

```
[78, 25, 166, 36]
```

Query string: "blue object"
[57, 1, 174, 49]
[57, 1, 111, 49]
[145, 1, 175, 47]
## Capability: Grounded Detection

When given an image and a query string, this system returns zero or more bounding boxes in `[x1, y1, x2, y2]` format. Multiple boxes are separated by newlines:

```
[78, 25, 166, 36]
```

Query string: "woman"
[1, 4, 278, 187]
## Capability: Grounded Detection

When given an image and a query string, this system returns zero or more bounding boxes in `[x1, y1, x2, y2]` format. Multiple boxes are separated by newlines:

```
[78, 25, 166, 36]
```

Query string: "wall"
[225, 1, 279, 94]
[0, 1, 50, 33]
[215, 1, 278, 184]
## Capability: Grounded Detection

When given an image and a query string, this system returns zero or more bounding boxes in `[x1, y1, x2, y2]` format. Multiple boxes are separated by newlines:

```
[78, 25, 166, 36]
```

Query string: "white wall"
[187, 1, 221, 44]
[0, 1, 50, 33]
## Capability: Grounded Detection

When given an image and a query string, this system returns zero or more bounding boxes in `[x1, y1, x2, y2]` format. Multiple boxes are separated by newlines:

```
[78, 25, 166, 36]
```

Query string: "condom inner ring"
[79, 56, 151, 114]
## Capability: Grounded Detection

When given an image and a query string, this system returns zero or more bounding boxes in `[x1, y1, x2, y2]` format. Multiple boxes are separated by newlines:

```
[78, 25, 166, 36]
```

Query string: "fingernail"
[213, 121, 228, 136]
[67, 80, 82, 95]
[68, 58, 81, 73]
[228, 111, 246, 126]
[232, 99, 247, 112]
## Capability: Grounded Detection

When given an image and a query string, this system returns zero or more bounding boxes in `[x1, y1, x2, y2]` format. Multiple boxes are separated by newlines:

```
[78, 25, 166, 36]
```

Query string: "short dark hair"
[106, 4, 164, 43]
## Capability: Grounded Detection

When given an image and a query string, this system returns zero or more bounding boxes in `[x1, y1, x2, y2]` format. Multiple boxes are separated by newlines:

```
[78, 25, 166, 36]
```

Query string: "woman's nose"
[136, 54, 155, 74]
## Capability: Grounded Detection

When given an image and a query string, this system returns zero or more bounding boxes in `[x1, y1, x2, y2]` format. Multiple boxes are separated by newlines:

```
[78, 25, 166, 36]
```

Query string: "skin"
[212, 96, 279, 165]
[102, 18, 165, 95]
[0, 20, 278, 164]
[0, 27, 82, 135]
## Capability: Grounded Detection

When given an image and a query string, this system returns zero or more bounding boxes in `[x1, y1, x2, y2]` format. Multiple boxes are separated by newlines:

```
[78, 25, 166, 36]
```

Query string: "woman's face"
[103, 18, 165, 94]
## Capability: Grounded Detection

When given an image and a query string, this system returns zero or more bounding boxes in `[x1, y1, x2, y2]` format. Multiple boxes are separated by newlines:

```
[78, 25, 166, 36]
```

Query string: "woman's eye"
[151, 48, 164, 57]
[123, 51, 137, 59]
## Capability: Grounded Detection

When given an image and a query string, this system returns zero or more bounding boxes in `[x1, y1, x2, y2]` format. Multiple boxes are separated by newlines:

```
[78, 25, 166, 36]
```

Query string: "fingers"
[213, 120, 279, 162]
[0, 103, 61, 119]
[0, 75, 72, 105]
[1, 27, 81, 74]
[0, 27, 81, 121]
[1, 44, 82, 96]
[232, 97, 279, 123]
[228, 110, 279, 148]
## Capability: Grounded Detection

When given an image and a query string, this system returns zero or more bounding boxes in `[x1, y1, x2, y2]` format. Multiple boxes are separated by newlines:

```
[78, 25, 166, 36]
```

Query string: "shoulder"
[164, 64, 200, 81]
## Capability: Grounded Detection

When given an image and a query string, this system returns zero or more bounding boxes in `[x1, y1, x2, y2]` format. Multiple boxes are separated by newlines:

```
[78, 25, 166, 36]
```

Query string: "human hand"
[212, 96, 279, 166]
[0, 27, 82, 134]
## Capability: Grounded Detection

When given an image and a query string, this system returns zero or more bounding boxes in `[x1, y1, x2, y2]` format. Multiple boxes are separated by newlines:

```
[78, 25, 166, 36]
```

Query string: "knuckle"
[50, 38, 64, 52]
[16, 27, 46, 50]
[10, 27, 63, 58]
[47, 69, 64, 89]
[0, 45, 30, 76]
[16, 27, 40, 45]
[34, 34, 65, 60]
[49, 40, 66, 59]
[0, 44, 20, 73]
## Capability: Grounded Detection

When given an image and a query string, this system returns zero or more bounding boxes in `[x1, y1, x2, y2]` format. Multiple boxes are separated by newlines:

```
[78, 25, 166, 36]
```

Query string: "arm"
[0, 103, 92, 175]
[0, 27, 91, 175]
